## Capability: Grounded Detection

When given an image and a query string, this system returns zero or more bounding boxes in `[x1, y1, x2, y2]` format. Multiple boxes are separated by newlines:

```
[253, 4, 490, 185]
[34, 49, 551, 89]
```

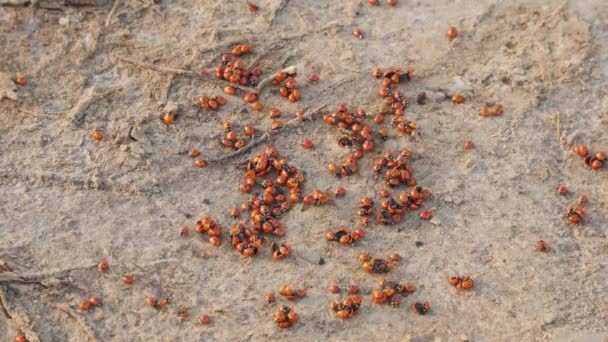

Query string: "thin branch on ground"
[277, 22, 347, 42]
[207, 103, 328, 162]
[0, 263, 98, 287]
[116, 55, 259, 93]
[0, 286, 42, 341]
[256, 65, 297, 92]
[68, 85, 123, 126]
[0, 286, 14, 319]
[52, 303, 98, 342]
[0, 274, 62, 288]
[269, 0, 289, 27]
[207, 131, 271, 163]
[105, 0, 120, 27]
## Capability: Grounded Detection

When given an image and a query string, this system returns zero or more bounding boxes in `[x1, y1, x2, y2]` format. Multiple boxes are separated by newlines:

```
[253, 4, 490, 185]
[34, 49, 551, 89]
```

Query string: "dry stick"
[206, 103, 328, 162]
[277, 22, 347, 42]
[68, 85, 123, 126]
[207, 131, 271, 163]
[256, 65, 297, 92]
[0, 263, 98, 287]
[198, 31, 256, 56]
[0, 286, 42, 342]
[0, 274, 61, 287]
[0, 0, 29, 6]
[117, 56, 196, 76]
[105, 0, 120, 26]
[64, 0, 97, 5]
[556, 113, 561, 144]
[0, 286, 13, 318]
[269, 0, 289, 27]
[293, 252, 316, 265]
[247, 52, 267, 70]
[52, 303, 98, 342]
[116, 55, 259, 93]
[208, 78, 348, 163]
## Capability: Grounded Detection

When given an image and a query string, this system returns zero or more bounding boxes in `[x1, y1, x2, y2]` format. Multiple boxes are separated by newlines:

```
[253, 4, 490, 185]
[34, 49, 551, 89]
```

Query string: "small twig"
[117, 55, 196, 75]
[256, 65, 297, 92]
[198, 33, 255, 56]
[207, 132, 271, 163]
[105, 0, 120, 26]
[247, 52, 267, 70]
[64, 0, 97, 5]
[280, 53, 296, 67]
[68, 85, 123, 126]
[0, 0, 29, 6]
[52, 303, 98, 342]
[284, 104, 328, 124]
[269, 0, 289, 27]
[134, 258, 179, 269]
[117, 55, 258, 93]
[277, 22, 347, 42]
[0, 274, 62, 287]
[0, 286, 14, 319]
[207, 103, 328, 162]
[294, 252, 316, 265]
[556, 113, 561, 144]
[0, 286, 42, 342]
[0, 263, 98, 287]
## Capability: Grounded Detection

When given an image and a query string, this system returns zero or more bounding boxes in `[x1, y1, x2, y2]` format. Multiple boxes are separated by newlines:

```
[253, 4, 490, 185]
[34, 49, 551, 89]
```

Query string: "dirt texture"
[1, 0, 607, 341]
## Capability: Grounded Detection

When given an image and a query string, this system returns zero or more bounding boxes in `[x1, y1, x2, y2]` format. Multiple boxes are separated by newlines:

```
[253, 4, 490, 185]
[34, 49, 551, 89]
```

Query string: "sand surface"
[1, 0, 608, 341]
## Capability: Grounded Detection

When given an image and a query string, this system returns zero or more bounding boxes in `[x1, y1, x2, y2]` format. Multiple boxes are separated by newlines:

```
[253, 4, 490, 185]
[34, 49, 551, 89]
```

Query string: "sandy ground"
[1, 0, 608, 341]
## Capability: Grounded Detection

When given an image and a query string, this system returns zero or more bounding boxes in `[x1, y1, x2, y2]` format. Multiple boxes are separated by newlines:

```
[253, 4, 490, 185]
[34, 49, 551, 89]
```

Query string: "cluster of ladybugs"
[212, 51, 262, 110]
[214, 53, 258, 87]
[198, 94, 227, 111]
[196, 47, 264, 115]
[278, 285, 307, 301]
[230, 44, 254, 57]
[373, 149, 416, 188]
[325, 227, 365, 245]
[302, 189, 331, 206]
[145, 296, 172, 311]
[448, 276, 474, 291]
[194, 216, 223, 246]
[272, 71, 302, 103]
[274, 305, 299, 328]
[265, 285, 305, 328]
[357, 196, 376, 225]
[330, 295, 362, 319]
[229, 223, 263, 257]
[221, 121, 254, 150]
[322, 104, 376, 177]
[558, 185, 590, 225]
[228, 218, 289, 258]
[384, 186, 432, 224]
[357, 186, 432, 226]
[479, 104, 503, 117]
[373, 68, 417, 136]
[264, 107, 285, 130]
[327, 280, 429, 319]
[328, 284, 362, 319]
[573, 145, 606, 171]
[78, 295, 102, 311]
[565, 205, 586, 225]
[358, 252, 399, 274]
[231, 146, 308, 258]
[371, 279, 417, 307]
